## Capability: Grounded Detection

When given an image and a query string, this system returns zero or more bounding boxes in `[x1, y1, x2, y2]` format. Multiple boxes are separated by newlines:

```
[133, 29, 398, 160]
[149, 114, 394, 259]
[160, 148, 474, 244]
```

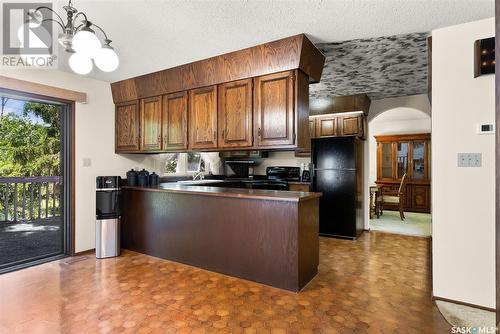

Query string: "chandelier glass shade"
[27, 0, 119, 74]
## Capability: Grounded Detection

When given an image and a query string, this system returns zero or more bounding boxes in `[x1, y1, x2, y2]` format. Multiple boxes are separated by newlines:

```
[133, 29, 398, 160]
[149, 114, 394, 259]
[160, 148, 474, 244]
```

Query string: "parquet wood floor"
[0, 232, 450, 333]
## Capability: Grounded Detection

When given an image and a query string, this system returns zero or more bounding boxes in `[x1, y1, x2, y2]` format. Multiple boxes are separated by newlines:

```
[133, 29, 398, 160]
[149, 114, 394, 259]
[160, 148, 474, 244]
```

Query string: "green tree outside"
[0, 101, 61, 221]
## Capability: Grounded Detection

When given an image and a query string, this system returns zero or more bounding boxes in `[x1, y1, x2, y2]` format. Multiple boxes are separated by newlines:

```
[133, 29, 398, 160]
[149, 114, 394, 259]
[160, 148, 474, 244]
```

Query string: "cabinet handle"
[213, 130, 216, 141]
[258, 128, 261, 137]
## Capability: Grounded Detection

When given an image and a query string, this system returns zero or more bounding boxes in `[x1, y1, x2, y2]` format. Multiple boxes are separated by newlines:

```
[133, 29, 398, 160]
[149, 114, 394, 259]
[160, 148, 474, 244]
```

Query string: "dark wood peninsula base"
[121, 185, 321, 291]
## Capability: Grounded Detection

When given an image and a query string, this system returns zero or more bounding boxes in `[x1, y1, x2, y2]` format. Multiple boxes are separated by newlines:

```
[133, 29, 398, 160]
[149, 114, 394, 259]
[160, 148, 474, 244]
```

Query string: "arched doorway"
[363, 94, 432, 236]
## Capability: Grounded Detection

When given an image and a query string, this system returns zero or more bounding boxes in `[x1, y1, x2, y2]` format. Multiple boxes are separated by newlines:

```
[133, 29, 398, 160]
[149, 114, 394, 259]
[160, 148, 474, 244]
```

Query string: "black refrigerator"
[312, 136, 364, 239]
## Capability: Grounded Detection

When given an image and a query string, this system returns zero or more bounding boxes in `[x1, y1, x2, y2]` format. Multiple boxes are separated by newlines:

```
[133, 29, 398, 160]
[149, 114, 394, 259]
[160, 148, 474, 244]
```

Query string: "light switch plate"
[82, 158, 92, 167]
[457, 153, 481, 167]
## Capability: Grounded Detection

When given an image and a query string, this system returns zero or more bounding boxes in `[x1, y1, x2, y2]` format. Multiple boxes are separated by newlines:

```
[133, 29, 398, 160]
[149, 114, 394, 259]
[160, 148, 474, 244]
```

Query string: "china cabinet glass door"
[381, 143, 393, 178]
[411, 141, 427, 180]
[396, 142, 409, 179]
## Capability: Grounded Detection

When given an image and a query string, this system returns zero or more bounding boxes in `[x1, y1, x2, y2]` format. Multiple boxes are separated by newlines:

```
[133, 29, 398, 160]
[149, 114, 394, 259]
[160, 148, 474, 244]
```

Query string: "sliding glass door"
[0, 92, 71, 272]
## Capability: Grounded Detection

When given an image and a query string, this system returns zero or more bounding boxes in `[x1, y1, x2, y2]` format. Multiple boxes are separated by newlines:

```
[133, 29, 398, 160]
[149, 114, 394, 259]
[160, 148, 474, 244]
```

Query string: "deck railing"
[0, 176, 62, 223]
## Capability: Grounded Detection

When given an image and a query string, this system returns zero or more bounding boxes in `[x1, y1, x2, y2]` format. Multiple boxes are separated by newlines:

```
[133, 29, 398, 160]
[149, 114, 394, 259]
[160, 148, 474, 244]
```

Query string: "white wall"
[432, 17, 495, 308]
[0, 69, 156, 252]
[362, 94, 431, 229]
[253, 151, 310, 175]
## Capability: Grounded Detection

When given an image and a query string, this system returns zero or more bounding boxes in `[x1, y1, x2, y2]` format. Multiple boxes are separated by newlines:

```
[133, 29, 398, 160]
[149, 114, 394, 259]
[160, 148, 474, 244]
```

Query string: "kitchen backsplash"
[132, 151, 310, 177]
[253, 151, 311, 175]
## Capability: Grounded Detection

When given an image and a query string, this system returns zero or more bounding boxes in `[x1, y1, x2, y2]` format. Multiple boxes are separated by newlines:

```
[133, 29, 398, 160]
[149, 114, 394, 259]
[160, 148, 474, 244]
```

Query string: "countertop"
[122, 184, 321, 202]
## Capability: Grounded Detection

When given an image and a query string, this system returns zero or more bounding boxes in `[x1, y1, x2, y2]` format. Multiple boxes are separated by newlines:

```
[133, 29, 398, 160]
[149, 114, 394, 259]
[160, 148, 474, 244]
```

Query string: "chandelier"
[27, 0, 119, 75]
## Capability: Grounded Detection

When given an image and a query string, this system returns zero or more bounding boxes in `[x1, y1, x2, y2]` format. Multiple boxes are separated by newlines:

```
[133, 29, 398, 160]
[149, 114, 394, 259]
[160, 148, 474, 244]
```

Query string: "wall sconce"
[474, 37, 495, 78]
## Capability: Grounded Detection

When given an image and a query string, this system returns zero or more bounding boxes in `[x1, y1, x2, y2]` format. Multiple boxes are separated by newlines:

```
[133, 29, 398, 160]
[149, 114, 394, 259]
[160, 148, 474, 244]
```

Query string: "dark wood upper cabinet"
[115, 101, 140, 152]
[254, 71, 295, 147]
[140, 96, 162, 151]
[218, 79, 253, 148]
[340, 115, 362, 136]
[162, 91, 188, 151]
[317, 116, 337, 137]
[189, 86, 218, 150]
[310, 113, 365, 139]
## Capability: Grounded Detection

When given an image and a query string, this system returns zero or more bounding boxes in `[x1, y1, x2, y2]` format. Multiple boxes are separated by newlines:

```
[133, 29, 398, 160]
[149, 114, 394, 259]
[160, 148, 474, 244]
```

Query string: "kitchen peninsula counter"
[123, 184, 321, 201]
[121, 185, 321, 291]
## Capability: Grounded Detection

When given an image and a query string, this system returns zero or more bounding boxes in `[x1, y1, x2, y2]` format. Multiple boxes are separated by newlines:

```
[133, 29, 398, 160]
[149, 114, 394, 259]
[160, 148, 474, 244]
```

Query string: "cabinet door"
[162, 91, 188, 151]
[340, 115, 362, 136]
[254, 71, 295, 147]
[140, 96, 162, 151]
[317, 116, 337, 137]
[218, 79, 253, 148]
[411, 185, 430, 211]
[410, 141, 429, 180]
[309, 119, 316, 138]
[116, 101, 140, 152]
[378, 142, 394, 179]
[189, 86, 218, 150]
[396, 142, 410, 179]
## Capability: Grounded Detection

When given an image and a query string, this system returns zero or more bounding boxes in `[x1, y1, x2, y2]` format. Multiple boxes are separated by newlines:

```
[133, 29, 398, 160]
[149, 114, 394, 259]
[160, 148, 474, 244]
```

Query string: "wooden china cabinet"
[375, 133, 431, 213]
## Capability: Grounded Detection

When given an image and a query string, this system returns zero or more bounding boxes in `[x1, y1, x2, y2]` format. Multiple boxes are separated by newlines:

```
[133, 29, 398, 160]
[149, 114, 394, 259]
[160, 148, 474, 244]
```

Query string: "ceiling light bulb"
[94, 46, 119, 72]
[69, 52, 93, 75]
[72, 28, 101, 57]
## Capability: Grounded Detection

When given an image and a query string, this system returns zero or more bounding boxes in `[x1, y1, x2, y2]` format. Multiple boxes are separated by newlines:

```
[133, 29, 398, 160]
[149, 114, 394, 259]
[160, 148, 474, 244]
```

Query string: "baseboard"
[432, 295, 496, 312]
[73, 248, 95, 256]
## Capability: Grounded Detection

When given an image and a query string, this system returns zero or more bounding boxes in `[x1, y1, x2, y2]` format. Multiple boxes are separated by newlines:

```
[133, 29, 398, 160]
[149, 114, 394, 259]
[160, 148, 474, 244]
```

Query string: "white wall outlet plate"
[457, 153, 481, 167]
[82, 158, 92, 167]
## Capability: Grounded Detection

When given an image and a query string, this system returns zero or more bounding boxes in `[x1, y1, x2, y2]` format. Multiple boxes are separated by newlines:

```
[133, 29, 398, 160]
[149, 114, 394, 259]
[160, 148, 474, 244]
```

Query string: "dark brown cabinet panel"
[309, 119, 316, 138]
[340, 116, 362, 136]
[412, 185, 430, 211]
[317, 117, 337, 137]
[189, 86, 218, 150]
[289, 183, 311, 192]
[254, 71, 295, 147]
[116, 101, 140, 152]
[310, 114, 365, 139]
[218, 79, 253, 148]
[140, 96, 162, 151]
[162, 91, 188, 151]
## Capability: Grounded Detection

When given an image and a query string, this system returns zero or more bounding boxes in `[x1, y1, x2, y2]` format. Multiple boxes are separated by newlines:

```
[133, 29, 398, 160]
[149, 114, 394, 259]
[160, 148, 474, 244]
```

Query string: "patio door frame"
[0, 87, 75, 271]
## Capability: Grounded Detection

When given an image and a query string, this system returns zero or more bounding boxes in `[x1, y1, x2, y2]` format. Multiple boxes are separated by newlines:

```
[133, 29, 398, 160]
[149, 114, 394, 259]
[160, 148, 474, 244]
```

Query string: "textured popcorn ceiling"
[47, 0, 493, 82]
[310, 33, 429, 100]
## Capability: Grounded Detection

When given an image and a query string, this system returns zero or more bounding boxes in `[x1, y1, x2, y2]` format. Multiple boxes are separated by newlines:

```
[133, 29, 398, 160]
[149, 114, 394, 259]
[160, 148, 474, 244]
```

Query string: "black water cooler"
[95, 176, 121, 258]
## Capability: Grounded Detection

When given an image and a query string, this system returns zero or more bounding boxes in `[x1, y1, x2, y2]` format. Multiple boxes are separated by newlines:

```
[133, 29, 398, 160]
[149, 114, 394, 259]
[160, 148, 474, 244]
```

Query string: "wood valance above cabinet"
[113, 34, 325, 154]
[110, 34, 325, 104]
